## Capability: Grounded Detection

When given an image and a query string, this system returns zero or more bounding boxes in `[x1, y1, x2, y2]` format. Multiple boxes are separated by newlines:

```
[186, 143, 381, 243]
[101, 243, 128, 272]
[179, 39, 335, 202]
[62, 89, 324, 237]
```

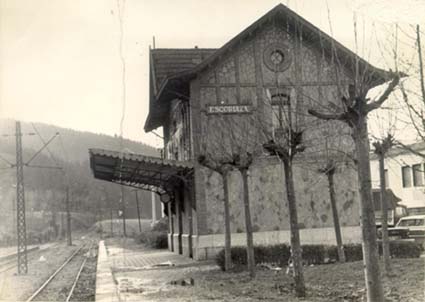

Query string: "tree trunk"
[223, 171, 232, 271]
[282, 159, 306, 297]
[327, 170, 346, 263]
[353, 120, 384, 302]
[240, 168, 255, 278]
[379, 154, 391, 274]
[416, 25, 425, 105]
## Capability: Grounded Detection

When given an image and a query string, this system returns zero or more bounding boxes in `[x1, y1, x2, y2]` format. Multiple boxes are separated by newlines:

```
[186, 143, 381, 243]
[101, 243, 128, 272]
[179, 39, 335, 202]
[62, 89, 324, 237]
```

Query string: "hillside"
[0, 119, 163, 240]
[0, 119, 159, 163]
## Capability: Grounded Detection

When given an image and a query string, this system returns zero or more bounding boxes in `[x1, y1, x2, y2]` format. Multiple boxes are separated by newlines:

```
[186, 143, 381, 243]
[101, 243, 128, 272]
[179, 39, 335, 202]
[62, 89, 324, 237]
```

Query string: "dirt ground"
[122, 257, 425, 302]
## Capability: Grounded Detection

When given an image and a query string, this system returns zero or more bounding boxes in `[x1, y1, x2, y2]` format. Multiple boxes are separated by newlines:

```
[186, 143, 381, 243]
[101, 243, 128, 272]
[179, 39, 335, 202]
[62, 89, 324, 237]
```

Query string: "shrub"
[135, 231, 167, 249]
[145, 231, 168, 249]
[388, 241, 423, 258]
[255, 244, 291, 267]
[302, 244, 326, 264]
[343, 244, 363, 261]
[216, 245, 291, 271]
[215, 241, 422, 271]
[152, 217, 168, 232]
[135, 232, 148, 244]
[216, 247, 247, 270]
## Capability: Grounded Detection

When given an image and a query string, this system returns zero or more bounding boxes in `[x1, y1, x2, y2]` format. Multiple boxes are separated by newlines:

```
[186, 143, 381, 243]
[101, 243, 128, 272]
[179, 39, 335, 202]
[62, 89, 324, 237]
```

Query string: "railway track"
[0, 245, 57, 274]
[25, 240, 97, 302]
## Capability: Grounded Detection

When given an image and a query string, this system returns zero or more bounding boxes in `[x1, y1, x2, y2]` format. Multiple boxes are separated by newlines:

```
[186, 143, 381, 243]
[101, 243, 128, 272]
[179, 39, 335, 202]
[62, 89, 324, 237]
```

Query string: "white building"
[370, 142, 425, 215]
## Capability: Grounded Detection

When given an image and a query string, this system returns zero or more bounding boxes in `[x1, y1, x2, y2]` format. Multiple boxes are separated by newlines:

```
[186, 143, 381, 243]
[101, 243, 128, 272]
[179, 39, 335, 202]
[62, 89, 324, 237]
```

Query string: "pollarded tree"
[315, 129, 356, 263]
[309, 74, 400, 302]
[199, 113, 261, 278]
[258, 87, 307, 297]
[372, 134, 394, 275]
[197, 154, 233, 271]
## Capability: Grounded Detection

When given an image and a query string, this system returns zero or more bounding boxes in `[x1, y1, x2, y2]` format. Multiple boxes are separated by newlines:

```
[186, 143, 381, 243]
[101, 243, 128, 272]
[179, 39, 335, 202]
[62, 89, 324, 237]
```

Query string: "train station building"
[89, 4, 390, 260]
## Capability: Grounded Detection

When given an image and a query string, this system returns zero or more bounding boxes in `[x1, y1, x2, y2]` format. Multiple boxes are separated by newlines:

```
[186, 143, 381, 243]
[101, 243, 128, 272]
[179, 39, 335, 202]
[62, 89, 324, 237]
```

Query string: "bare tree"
[395, 25, 425, 155]
[200, 114, 260, 278]
[197, 155, 233, 271]
[317, 138, 346, 263]
[309, 74, 400, 302]
[372, 134, 394, 275]
[259, 88, 306, 297]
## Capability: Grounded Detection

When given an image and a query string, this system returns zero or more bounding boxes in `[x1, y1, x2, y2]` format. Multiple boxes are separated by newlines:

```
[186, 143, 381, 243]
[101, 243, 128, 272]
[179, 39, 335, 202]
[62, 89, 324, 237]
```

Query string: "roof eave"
[144, 71, 196, 132]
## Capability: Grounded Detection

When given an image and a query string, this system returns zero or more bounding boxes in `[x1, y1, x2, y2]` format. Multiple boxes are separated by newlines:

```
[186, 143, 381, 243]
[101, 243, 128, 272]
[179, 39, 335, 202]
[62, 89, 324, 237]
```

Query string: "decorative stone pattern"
[200, 87, 217, 106]
[200, 69, 216, 84]
[257, 25, 295, 85]
[216, 58, 236, 84]
[239, 44, 256, 84]
[219, 87, 237, 105]
[203, 158, 360, 235]
[240, 87, 257, 105]
[194, 21, 359, 239]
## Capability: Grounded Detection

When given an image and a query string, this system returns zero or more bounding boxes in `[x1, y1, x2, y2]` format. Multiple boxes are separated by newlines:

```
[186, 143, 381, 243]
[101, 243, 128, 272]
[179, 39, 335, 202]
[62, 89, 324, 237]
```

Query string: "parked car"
[379, 215, 425, 240]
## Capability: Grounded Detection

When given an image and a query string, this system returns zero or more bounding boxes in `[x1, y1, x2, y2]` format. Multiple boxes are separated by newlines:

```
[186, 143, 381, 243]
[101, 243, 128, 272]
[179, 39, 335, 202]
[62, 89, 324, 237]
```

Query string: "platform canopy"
[89, 148, 193, 202]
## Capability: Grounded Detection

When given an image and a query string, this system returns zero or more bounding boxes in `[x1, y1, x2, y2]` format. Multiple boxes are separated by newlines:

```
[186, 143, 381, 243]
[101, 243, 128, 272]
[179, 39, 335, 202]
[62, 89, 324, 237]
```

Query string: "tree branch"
[366, 74, 400, 112]
[307, 109, 346, 121]
[394, 140, 425, 159]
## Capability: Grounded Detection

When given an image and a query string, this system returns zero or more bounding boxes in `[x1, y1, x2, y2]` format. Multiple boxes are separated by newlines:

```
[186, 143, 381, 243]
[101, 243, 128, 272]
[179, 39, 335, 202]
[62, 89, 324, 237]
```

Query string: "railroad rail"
[65, 242, 95, 302]
[0, 245, 56, 274]
[25, 240, 96, 302]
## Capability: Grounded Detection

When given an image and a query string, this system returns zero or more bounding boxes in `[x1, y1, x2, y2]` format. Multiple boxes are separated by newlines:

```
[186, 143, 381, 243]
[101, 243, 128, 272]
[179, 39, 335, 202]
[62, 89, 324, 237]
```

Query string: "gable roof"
[151, 48, 217, 95]
[145, 4, 392, 132]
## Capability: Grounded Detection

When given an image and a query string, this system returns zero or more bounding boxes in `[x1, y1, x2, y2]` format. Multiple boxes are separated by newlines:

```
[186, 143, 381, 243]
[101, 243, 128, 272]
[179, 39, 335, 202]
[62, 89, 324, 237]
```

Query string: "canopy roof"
[89, 148, 193, 201]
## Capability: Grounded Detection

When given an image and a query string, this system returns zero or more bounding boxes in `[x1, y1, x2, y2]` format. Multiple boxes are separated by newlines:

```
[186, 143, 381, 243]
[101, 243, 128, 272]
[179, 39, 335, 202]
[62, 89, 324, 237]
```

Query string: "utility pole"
[134, 190, 142, 233]
[12, 197, 16, 244]
[15, 121, 28, 274]
[121, 186, 127, 237]
[66, 187, 72, 246]
[1, 121, 60, 274]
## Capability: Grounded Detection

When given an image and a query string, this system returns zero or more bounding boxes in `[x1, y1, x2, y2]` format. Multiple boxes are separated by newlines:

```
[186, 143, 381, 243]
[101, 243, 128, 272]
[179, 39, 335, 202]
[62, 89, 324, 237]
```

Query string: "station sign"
[207, 105, 252, 114]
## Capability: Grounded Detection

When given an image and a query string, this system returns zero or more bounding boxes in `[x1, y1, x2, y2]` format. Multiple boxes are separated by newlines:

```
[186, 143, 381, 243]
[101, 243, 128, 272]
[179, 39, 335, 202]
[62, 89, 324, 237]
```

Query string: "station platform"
[95, 238, 214, 302]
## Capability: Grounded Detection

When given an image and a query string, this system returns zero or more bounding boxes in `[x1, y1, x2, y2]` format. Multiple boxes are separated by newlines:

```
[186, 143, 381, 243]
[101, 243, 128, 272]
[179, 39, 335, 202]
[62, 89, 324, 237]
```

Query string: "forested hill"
[0, 119, 159, 163]
[0, 119, 161, 235]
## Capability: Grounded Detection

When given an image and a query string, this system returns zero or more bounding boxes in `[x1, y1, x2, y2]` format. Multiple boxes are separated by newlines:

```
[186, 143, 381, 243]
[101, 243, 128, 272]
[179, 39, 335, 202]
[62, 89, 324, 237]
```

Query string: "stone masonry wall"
[202, 158, 359, 235]
[193, 21, 359, 237]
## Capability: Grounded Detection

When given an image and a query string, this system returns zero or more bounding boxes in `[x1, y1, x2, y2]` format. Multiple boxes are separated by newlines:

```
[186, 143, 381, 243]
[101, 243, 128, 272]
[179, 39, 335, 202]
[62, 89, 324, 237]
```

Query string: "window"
[263, 43, 292, 72]
[271, 93, 290, 130]
[413, 164, 424, 186]
[398, 218, 425, 227]
[402, 166, 412, 188]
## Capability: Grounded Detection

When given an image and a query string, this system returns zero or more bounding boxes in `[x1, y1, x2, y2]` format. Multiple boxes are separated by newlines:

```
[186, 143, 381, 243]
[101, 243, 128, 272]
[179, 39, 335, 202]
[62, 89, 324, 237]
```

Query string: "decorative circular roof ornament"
[263, 43, 292, 72]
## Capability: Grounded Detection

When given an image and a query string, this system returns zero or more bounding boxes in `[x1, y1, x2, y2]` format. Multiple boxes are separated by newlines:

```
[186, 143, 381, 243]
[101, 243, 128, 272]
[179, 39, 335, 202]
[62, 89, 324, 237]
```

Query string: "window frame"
[402, 166, 412, 188]
[270, 92, 290, 131]
[412, 163, 424, 187]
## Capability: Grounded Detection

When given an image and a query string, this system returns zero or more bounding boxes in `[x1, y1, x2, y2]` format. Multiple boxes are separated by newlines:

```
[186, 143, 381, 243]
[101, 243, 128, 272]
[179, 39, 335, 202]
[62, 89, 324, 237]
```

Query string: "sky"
[1, 0, 424, 148]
